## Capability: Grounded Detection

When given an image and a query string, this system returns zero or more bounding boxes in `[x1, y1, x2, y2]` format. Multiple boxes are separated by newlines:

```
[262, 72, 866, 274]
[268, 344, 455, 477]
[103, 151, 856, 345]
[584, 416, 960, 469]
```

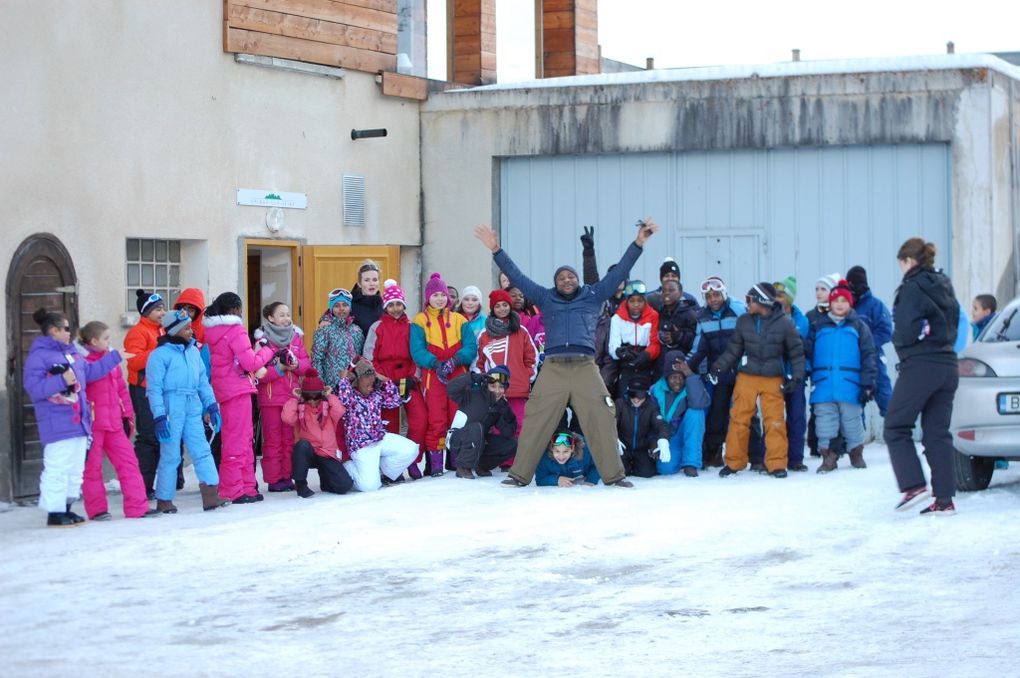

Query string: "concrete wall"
[421, 62, 1020, 306]
[0, 1, 423, 500]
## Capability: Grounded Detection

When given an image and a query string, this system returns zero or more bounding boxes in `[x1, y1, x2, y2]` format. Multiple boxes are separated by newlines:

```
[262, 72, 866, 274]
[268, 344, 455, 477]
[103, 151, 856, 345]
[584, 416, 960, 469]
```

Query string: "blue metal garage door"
[499, 144, 951, 316]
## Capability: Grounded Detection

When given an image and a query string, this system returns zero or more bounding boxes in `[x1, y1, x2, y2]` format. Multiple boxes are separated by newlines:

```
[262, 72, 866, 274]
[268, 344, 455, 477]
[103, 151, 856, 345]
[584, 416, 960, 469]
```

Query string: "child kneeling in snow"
[536, 431, 600, 487]
[282, 369, 354, 498]
[335, 360, 419, 491]
[649, 350, 710, 477]
[615, 374, 672, 478]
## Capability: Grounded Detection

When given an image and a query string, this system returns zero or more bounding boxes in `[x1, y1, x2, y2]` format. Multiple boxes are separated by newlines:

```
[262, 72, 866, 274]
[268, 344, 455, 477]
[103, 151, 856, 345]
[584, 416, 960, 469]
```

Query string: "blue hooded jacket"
[536, 446, 601, 486]
[805, 310, 877, 405]
[145, 338, 217, 420]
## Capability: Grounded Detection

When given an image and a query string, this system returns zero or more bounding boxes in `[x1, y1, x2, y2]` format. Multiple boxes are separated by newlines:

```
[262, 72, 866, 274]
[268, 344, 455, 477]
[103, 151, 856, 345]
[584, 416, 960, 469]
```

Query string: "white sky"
[426, 0, 1019, 83]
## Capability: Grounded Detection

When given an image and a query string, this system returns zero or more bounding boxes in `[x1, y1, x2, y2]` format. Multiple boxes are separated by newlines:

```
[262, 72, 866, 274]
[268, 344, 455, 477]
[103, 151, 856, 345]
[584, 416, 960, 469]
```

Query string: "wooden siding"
[449, 0, 496, 85]
[541, 0, 599, 78]
[223, 0, 397, 74]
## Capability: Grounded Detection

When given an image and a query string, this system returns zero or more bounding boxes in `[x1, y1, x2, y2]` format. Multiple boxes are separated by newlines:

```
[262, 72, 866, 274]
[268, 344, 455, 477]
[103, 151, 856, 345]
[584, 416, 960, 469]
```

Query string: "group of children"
[24, 246, 1000, 526]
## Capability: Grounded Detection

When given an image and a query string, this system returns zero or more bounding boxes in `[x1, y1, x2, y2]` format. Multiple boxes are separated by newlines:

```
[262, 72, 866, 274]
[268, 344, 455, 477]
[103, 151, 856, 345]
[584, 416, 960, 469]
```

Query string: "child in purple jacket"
[23, 308, 122, 527]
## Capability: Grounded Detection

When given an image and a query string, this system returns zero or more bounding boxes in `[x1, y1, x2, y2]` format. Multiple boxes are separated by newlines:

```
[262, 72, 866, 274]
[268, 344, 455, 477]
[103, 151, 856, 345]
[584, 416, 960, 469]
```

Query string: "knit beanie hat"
[353, 359, 376, 379]
[136, 289, 164, 317]
[829, 279, 855, 307]
[328, 287, 352, 311]
[382, 281, 406, 310]
[747, 282, 778, 306]
[815, 273, 840, 292]
[461, 285, 482, 302]
[489, 289, 513, 313]
[773, 276, 797, 303]
[424, 272, 448, 305]
[301, 369, 326, 395]
[659, 257, 681, 280]
[161, 309, 191, 336]
[846, 266, 869, 295]
[662, 350, 688, 376]
[553, 265, 578, 284]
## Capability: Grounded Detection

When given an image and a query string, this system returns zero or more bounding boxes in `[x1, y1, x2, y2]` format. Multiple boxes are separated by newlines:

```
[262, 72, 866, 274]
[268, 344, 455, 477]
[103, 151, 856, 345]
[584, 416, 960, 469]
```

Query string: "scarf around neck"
[261, 322, 295, 348]
[485, 315, 511, 338]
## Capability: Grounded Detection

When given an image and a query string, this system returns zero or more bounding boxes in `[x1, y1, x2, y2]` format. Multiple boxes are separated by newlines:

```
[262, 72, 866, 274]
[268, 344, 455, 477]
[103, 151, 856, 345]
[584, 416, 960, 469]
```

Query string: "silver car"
[951, 296, 1020, 490]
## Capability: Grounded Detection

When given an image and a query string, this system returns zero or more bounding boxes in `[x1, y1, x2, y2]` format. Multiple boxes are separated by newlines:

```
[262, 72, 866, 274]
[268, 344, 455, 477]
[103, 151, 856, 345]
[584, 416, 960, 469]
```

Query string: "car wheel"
[954, 450, 995, 491]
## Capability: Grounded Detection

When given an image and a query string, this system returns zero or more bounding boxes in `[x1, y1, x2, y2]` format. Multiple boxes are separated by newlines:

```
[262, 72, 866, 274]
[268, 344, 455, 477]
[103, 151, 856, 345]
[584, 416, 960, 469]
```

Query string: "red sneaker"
[920, 499, 956, 516]
[894, 486, 929, 511]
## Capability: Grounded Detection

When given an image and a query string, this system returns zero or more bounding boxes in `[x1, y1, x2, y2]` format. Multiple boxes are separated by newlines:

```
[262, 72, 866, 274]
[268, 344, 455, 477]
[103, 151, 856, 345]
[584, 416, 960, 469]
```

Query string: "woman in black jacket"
[885, 238, 962, 515]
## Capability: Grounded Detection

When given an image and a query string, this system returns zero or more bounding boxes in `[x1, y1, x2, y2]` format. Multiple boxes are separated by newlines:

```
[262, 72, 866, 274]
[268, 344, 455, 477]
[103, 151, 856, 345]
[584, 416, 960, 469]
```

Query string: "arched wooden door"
[5, 234, 78, 498]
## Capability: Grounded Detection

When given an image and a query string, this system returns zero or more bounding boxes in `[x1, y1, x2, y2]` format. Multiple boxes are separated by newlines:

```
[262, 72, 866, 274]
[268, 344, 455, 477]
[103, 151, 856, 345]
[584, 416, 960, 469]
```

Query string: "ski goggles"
[552, 432, 575, 448]
[623, 280, 647, 297]
[486, 372, 509, 385]
[746, 284, 775, 306]
[700, 277, 726, 295]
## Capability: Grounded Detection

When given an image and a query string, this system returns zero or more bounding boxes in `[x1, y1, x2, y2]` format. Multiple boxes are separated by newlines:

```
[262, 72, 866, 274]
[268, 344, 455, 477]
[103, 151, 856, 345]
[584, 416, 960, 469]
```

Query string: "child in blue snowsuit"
[536, 431, 601, 487]
[145, 310, 225, 512]
[650, 350, 710, 476]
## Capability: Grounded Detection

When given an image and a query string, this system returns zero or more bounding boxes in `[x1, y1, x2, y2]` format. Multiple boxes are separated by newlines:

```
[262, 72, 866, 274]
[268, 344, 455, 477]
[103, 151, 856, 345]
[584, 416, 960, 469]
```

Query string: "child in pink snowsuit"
[78, 322, 154, 520]
[254, 301, 311, 492]
[203, 292, 275, 503]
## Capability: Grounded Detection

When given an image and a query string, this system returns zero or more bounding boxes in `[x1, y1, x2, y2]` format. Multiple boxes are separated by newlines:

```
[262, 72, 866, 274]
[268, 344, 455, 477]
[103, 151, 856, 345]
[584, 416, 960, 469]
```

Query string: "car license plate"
[998, 392, 1020, 415]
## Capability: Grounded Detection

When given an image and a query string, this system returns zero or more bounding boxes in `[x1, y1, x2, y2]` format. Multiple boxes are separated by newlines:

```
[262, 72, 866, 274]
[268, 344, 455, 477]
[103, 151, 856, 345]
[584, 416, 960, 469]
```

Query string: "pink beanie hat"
[423, 272, 451, 327]
[382, 280, 406, 310]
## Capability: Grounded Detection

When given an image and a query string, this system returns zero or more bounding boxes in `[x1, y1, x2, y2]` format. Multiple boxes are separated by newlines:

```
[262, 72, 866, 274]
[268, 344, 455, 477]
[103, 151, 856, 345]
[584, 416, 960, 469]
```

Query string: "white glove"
[657, 438, 671, 464]
[617, 439, 625, 456]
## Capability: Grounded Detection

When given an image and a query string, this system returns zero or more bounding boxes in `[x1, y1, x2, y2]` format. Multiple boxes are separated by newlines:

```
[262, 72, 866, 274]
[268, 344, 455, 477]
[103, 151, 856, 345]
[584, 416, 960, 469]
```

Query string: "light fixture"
[351, 128, 388, 140]
[266, 207, 285, 233]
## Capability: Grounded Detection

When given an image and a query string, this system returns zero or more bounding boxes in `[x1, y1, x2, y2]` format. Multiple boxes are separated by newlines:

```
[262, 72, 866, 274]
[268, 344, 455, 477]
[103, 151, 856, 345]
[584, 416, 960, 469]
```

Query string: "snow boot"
[789, 463, 809, 472]
[456, 467, 476, 480]
[91, 512, 112, 521]
[719, 466, 738, 477]
[268, 480, 295, 492]
[682, 466, 699, 478]
[848, 445, 867, 469]
[749, 463, 766, 473]
[500, 476, 527, 487]
[65, 502, 85, 524]
[295, 481, 315, 499]
[606, 478, 635, 488]
[407, 462, 423, 480]
[428, 451, 445, 477]
[920, 498, 956, 516]
[47, 512, 81, 527]
[894, 485, 930, 512]
[156, 500, 178, 514]
[200, 482, 230, 511]
[816, 449, 838, 474]
[770, 469, 788, 478]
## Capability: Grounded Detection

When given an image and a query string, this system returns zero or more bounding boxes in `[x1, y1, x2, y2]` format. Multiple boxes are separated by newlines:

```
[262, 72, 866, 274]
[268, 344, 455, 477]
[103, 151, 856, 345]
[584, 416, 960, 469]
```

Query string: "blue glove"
[205, 403, 222, 434]
[154, 415, 171, 443]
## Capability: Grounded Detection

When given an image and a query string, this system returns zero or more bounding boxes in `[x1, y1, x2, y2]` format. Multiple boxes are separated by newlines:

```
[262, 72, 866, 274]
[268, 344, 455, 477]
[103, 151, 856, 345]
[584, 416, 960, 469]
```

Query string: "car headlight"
[958, 358, 997, 377]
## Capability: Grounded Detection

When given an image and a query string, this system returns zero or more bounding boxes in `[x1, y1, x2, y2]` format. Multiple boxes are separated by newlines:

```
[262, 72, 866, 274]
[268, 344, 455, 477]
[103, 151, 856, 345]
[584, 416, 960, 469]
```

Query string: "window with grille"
[125, 238, 182, 312]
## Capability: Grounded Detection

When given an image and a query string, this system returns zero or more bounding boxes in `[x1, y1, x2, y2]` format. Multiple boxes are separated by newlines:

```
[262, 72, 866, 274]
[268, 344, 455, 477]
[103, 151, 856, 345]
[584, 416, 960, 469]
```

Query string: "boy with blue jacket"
[805, 281, 877, 473]
[145, 310, 225, 512]
[650, 351, 710, 476]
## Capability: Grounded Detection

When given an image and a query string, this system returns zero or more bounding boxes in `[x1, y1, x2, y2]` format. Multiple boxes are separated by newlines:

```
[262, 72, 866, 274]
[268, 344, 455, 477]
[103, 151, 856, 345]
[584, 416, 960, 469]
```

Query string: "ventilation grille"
[342, 174, 366, 227]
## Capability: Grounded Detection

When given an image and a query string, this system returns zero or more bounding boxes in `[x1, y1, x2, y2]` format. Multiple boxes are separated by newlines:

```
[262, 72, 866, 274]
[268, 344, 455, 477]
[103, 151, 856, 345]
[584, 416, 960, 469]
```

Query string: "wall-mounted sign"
[237, 189, 308, 209]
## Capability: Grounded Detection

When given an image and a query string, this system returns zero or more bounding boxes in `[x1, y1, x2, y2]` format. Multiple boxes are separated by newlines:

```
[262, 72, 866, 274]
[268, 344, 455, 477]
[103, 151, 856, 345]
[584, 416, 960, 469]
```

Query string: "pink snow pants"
[259, 405, 293, 485]
[219, 394, 258, 500]
[83, 428, 150, 518]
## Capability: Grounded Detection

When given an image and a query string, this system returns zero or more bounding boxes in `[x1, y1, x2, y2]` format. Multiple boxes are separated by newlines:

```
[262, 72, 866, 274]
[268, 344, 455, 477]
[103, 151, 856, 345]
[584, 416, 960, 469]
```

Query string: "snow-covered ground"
[1, 443, 1018, 677]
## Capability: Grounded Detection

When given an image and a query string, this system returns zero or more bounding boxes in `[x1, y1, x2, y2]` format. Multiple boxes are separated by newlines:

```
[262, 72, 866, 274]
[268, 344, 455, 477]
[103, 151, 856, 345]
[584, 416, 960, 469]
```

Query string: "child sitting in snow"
[649, 350, 710, 477]
[282, 369, 354, 498]
[535, 430, 600, 487]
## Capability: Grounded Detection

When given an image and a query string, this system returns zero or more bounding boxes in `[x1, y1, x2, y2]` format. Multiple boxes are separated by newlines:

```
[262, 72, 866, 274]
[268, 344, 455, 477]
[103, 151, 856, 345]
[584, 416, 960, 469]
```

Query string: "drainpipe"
[1011, 79, 1020, 297]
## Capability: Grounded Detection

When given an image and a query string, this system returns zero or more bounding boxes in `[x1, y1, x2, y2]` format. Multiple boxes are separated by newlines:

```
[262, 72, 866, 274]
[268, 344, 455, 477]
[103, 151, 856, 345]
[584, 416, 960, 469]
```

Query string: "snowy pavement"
[1, 443, 1018, 677]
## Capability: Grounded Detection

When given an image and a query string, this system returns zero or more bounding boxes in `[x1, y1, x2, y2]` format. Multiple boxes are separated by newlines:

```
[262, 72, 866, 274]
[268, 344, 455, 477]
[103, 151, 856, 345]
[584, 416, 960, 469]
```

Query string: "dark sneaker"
[140, 509, 160, 518]
[606, 478, 635, 488]
[500, 477, 528, 487]
[920, 499, 956, 516]
[788, 463, 809, 472]
[232, 495, 260, 505]
[770, 469, 788, 478]
[66, 511, 86, 524]
[296, 483, 316, 499]
[268, 481, 294, 492]
[475, 468, 493, 477]
[894, 486, 930, 512]
[455, 467, 476, 479]
[47, 512, 82, 527]
[719, 466, 738, 477]
[91, 512, 112, 521]
[750, 463, 766, 473]
[682, 467, 699, 478]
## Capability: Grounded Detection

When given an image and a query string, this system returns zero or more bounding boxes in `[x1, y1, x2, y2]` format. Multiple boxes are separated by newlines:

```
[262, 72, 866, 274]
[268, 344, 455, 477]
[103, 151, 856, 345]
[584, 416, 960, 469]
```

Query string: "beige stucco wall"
[0, 0, 422, 354]
[420, 61, 1020, 307]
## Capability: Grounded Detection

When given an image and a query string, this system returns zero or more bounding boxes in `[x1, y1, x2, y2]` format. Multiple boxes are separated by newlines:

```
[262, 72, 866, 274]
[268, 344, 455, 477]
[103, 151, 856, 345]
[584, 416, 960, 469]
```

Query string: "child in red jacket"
[254, 301, 311, 492]
[78, 322, 156, 520]
[363, 281, 427, 479]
